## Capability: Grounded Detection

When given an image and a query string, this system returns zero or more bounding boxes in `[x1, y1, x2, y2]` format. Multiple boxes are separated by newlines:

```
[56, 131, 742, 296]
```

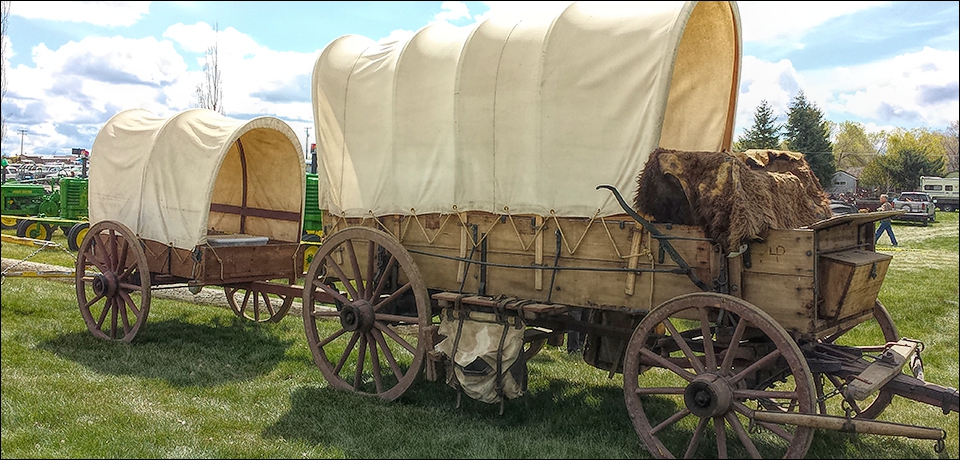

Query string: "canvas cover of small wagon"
[88, 108, 306, 283]
[311, 1, 742, 220]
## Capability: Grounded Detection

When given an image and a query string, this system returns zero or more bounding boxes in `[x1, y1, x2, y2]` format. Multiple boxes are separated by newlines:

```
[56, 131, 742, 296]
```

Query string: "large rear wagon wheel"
[623, 293, 816, 459]
[224, 281, 295, 323]
[814, 300, 901, 419]
[75, 220, 151, 343]
[302, 226, 431, 401]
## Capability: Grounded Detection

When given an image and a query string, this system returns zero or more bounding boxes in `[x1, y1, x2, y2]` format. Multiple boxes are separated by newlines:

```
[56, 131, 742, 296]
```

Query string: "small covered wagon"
[78, 108, 307, 341]
[303, 1, 958, 458]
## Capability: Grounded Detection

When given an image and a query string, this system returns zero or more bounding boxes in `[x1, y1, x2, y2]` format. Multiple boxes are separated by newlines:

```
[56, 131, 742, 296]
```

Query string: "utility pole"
[18, 128, 26, 157]
[304, 127, 311, 161]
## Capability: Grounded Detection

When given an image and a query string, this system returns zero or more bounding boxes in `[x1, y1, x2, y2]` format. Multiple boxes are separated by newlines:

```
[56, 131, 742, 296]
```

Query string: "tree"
[785, 91, 835, 188]
[943, 120, 959, 173]
[832, 121, 876, 170]
[734, 100, 781, 151]
[195, 22, 224, 114]
[1, 1, 10, 153]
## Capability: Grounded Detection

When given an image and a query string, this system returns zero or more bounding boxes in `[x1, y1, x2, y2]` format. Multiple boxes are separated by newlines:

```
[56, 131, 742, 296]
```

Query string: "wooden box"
[818, 249, 892, 320]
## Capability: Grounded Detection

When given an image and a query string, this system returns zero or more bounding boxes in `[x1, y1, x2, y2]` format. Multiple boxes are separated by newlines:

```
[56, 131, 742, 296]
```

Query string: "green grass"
[2, 213, 958, 458]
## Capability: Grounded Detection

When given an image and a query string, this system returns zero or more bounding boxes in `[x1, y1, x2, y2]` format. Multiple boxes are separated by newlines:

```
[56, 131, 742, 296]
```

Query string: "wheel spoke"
[639, 347, 697, 382]
[353, 333, 368, 391]
[324, 254, 360, 300]
[332, 332, 361, 375]
[651, 407, 691, 435]
[700, 307, 717, 370]
[374, 322, 418, 354]
[714, 416, 727, 458]
[732, 401, 797, 444]
[725, 411, 761, 459]
[719, 316, 748, 376]
[344, 239, 365, 300]
[82, 292, 105, 310]
[728, 348, 782, 386]
[367, 334, 384, 394]
[370, 254, 398, 300]
[118, 290, 141, 317]
[364, 240, 376, 299]
[116, 236, 129, 275]
[110, 296, 119, 340]
[684, 416, 708, 459]
[108, 229, 119, 270]
[373, 281, 412, 312]
[662, 318, 706, 374]
[633, 386, 685, 396]
[95, 297, 111, 328]
[311, 279, 352, 306]
[371, 328, 404, 381]
[317, 327, 348, 348]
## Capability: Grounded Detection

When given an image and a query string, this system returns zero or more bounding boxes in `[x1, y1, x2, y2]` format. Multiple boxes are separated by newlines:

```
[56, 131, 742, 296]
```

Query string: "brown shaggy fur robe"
[634, 148, 832, 253]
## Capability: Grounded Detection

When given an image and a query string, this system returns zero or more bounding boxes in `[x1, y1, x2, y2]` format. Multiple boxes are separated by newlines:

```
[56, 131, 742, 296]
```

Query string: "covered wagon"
[78, 108, 307, 341]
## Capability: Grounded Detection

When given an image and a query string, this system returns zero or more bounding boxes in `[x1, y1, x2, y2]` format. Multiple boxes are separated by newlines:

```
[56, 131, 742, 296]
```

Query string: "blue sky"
[1, 1, 958, 158]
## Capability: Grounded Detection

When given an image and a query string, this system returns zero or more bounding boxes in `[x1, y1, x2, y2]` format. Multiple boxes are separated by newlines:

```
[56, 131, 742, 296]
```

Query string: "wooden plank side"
[332, 213, 716, 313]
[740, 271, 816, 336]
[200, 242, 301, 284]
[744, 228, 815, 277]
[816, 219, 871, 254]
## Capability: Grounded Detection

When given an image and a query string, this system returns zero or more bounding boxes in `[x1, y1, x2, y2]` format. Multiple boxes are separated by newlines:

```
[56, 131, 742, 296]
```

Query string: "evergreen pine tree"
[785, 91, 835, 187]
[734, 100, 781, 151]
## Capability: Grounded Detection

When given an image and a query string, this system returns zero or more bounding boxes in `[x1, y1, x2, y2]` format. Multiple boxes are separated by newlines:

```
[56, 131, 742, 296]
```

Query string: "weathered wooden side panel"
[141, 239, 301, 284]
[325, 212, 719, 313]
[740, 228, 816, 337]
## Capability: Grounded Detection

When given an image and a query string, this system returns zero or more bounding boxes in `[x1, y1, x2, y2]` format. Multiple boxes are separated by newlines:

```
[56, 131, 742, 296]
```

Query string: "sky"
[1, 1, 958, 159]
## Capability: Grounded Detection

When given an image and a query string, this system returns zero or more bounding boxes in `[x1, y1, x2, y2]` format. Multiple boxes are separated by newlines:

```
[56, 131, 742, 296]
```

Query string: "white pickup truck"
[892, 191, 936, 226]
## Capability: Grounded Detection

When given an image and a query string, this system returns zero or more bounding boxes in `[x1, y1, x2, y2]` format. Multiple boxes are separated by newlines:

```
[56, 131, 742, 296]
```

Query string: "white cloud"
[10, 1, 151, 27]
[434, 1, 472, 23]
[737, 1, 889, 44]
[805, 47, 959, 129]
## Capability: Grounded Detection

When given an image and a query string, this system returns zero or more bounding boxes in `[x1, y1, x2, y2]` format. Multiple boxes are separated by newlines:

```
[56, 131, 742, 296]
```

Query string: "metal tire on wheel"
[16, 219, 54, 240]
[224, 281, 295, 323]
[623, 292, 816, 459]
[302, 226, 431, 401]
[67, 222, 90, 251]
[75, 220, 151, 343]
[814, 300, 901, 419]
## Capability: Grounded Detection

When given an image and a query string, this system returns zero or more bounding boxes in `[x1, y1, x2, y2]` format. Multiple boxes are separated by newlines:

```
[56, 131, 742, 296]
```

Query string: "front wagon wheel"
[302, 226, 431, 401]
[623, 293, 816, 459]
[75, 220, 151, 343]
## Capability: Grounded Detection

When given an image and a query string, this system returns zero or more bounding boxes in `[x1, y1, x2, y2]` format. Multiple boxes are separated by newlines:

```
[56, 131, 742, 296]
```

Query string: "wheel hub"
[340, 299, 375, 332]
[684, 374, 733, 418]
[92, 271, 118, 298]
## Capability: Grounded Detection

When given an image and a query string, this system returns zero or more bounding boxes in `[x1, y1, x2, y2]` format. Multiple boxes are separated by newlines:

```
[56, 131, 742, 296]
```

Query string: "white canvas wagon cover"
[312, 0, 741, 219]
[89, 108, 306, 250]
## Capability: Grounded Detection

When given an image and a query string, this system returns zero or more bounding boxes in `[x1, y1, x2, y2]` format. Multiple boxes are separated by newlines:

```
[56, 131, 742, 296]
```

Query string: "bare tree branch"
[195, 22, 223, 114]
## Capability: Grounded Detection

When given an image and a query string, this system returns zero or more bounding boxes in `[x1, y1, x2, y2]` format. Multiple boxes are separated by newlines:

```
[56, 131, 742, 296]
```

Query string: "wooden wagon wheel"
[302, 226, 431, 401]
[813, 300, 901, 419]
[224, 281, 295, 323]
[75, 220, 151, 343]
[623, 292, 816, 459]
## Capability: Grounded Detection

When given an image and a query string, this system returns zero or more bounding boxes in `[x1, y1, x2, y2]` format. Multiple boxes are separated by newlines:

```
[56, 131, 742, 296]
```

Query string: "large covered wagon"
[77, 108, 307, 341]
[297, 1, 957, 458]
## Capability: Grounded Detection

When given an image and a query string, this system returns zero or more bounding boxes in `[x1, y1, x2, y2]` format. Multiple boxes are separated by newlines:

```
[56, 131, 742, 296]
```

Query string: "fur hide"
[634, 148, 832, 252]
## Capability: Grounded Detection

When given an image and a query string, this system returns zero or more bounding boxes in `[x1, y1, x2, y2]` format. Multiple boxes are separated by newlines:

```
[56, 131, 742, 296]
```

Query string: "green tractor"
[1, 176, 89, 250]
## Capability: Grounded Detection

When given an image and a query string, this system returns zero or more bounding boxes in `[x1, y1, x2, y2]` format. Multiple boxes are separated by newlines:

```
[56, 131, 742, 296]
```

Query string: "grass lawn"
[2, 213, 958, 458]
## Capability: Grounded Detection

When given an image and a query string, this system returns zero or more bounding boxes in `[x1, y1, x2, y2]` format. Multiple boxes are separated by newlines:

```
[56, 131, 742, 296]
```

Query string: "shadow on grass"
[37, 317, 295, 387]
[262, 370, 940, 458]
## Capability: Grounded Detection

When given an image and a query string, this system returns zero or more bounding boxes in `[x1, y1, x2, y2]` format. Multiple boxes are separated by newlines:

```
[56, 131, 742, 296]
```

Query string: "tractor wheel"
[67, 222, 90, 251]
[16, 219, 55, 240]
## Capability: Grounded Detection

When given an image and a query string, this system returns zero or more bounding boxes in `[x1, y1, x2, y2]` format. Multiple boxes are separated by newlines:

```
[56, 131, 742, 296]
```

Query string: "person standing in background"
[875, 194, 898, 247]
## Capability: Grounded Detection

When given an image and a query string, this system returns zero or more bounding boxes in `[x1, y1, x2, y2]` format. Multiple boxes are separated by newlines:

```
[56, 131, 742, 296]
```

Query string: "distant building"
[829, 170, 857, 195]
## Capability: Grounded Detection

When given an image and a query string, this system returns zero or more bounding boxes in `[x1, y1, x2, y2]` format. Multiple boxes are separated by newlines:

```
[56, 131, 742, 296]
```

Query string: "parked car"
[892, 191, 936, 225]
[829, 199, 860, 216]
